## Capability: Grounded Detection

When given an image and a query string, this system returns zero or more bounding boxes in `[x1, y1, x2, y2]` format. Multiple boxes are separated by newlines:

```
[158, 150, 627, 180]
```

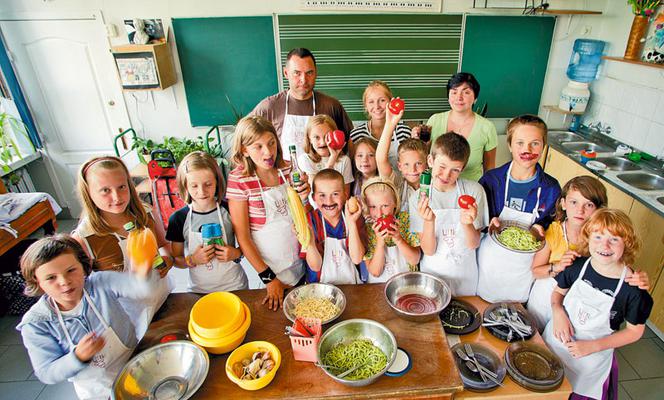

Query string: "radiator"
[2, 168, 36, 193]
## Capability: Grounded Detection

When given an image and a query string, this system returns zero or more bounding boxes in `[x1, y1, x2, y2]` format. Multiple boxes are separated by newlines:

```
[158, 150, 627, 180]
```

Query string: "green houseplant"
[0, 111, 35, 173]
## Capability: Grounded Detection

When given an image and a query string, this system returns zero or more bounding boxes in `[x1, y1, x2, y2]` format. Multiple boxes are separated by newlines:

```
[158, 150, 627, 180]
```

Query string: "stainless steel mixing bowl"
[283, 283, 346, 324]
[384, 271, 451, 322]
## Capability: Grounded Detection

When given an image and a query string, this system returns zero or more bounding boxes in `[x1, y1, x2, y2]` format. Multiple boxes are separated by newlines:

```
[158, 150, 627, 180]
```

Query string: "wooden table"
[452, 297, 572, 399]
[141, 284, 463, 399]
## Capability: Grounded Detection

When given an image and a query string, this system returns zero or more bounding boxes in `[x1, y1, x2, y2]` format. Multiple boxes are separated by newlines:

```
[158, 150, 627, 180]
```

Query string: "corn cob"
[286, 186, 311, 248]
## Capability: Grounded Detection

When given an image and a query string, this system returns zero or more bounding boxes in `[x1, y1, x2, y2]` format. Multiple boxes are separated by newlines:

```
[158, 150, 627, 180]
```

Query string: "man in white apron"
[250, 48, 353, 161]
[415, 181, 480, 297]
[543, 259, 626, 399]
[252, 170, 305, 306]
[184, 204, 248, 293]
[477, 162, 542, 303]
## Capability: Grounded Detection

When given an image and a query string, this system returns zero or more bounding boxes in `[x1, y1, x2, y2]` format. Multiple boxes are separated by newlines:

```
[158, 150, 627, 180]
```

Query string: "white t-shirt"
[298, 153, 355, 184]
[408, 178, 489, 232]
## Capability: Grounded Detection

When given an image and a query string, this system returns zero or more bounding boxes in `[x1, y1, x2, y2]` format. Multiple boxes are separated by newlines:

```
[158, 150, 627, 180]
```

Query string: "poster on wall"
[113, 52, 160, 89]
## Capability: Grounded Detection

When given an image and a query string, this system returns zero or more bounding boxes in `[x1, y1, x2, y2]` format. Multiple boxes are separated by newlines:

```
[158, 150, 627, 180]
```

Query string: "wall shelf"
[602, 56, 664, 70]
[543, 105, 584, 115]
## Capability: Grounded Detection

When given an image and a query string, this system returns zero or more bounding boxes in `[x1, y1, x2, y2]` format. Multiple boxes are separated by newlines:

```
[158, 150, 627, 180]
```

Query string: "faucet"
[587, 122, 612, 135]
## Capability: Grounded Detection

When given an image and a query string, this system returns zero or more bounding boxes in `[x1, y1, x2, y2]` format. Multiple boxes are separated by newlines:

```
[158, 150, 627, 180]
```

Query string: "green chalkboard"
[278, 14, 463, 121]
[461, 15, 555, 118]
[173, 17, 278, 126]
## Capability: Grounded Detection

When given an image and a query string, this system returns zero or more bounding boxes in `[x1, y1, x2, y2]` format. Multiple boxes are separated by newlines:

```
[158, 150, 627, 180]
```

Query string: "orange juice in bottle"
[123, 222, 165, 274]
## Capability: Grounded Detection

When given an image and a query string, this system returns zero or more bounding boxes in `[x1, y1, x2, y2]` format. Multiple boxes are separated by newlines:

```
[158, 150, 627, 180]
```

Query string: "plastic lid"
[201, 223, 222, 239]
[585, 160, 606, 171]
[420, 170, 432, 185]
[289, 145, 297, 151]
[123, 222, 135, 231]
[385, 348, 412, 377]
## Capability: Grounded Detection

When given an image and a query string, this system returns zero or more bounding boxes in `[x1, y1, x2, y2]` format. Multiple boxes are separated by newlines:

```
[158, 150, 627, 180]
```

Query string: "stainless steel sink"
[617, 173, 664, 191]
[561, 141, 614, 153]
[549, 132, 583, 143]
[658, 197, 664, 206]
[595, 157, 641, 172]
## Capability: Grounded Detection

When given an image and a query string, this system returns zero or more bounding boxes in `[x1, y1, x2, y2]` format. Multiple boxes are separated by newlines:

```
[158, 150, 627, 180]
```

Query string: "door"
[0, 12, 130, 217]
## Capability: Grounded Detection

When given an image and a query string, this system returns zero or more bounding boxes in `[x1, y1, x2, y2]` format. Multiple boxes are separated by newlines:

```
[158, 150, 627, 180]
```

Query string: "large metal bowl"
[489, 219, 546, 254]
[283, 283, 346, 324]
[384, 272, 451, 322]
[317, 319, 397, 387]
[112, 340, 209, 400]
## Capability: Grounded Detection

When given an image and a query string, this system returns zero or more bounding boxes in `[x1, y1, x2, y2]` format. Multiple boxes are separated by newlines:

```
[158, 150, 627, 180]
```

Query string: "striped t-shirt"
[226, 165, 292, 231]
[349, 121, 412, 144]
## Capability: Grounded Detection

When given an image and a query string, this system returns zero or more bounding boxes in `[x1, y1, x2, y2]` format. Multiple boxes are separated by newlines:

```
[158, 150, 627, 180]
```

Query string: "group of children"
[15, 79, 654, 399]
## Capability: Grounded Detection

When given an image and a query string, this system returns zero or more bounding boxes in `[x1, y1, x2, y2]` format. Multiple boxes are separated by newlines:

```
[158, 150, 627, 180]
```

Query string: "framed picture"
[113, 52, 160, 89]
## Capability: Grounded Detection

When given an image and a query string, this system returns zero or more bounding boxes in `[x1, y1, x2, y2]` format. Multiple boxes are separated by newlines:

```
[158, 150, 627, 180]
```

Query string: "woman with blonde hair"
[349, 80, 412, 168]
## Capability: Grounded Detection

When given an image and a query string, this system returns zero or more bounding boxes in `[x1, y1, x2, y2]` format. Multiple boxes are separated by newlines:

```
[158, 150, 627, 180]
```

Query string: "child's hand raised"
[74, 332, 106, 362]
[192, 244, 215, 266]
[460, 203, 477, 226]
[344, 197, 363, 222]
[294, 176, 311, 202]
[372, 221, 389, 244]
[385, 98, 404, 127]
[417, 194, 435, 222]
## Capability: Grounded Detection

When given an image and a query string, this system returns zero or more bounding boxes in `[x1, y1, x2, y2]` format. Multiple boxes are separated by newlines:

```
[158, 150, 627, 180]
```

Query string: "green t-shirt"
[427, 111, 498, 181]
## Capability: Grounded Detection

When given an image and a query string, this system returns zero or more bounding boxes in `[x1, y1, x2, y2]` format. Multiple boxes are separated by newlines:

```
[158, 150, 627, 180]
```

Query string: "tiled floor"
[2, 218, 664, 399]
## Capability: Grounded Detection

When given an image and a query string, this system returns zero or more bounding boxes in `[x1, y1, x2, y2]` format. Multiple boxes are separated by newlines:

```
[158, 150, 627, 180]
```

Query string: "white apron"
[477, 162, 542, 303]
[252, 170, 304, 286]
[528, 221, 571, 332]
[114, 232, 172, 339]
[420, 182, 478, 297]
[55, 290, 132, 400]
[282, 91, 315, 161]
[185, 204, 248, 293]
[319, 214, 360, 285]
[366, 218, 410, 283]
[543, 259, 626, 399]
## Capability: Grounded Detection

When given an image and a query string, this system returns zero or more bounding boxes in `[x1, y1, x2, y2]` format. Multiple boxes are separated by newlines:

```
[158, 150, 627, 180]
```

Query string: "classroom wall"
[0, 0, 608, 147]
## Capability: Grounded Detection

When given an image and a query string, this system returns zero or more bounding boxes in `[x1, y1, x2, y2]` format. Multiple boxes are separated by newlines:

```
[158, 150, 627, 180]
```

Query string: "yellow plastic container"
[226, 341, 281, 391]
[188, 302, 251, 354]
[190, 292, 244, 338]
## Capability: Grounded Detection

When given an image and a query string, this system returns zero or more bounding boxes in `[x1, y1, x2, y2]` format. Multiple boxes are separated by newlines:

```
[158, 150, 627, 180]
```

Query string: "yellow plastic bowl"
[190, 292, 244, 338]
[225, 341, 281, 391]
[189, 303, 251, 354]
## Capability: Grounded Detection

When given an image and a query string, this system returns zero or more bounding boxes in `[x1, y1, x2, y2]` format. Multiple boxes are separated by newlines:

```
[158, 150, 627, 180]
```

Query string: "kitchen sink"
[617, 173, 664, 191]
[549, 132, 583, 143]
[561, 141, 614, 153]
[595, 157, 641, 172]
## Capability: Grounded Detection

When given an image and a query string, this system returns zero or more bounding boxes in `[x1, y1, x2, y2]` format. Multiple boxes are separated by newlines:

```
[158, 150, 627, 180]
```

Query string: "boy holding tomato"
[376, 98, 428, 213]
[409, 133, 489, 296]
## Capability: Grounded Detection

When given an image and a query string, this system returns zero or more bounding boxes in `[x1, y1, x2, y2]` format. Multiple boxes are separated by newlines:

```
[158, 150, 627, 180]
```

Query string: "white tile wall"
[585, 76, 664, 157]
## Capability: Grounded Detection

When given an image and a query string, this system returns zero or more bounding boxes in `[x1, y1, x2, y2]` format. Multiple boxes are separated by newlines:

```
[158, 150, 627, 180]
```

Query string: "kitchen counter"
[139, 284, 464, 399]
[545, 128, 664, 219]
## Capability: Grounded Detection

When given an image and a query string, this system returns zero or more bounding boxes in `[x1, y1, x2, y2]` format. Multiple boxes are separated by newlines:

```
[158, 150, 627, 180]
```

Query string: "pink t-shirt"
[226, 165, 292, 231]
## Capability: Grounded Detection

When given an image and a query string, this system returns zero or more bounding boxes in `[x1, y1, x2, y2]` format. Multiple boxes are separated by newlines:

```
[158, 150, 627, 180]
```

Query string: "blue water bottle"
[201, 223, 224, 246]
[566, 39, 606, 83]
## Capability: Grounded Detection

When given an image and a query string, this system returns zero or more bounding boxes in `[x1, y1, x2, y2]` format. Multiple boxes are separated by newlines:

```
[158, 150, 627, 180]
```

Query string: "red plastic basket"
[289, 318, 322, 362]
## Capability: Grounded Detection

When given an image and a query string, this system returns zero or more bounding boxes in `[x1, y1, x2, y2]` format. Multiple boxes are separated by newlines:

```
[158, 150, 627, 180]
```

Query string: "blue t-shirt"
[506, 173, 538, 212]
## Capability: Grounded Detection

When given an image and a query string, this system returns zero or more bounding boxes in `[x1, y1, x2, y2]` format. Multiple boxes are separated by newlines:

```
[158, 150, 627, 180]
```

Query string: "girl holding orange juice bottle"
[72, 155, 173, 337]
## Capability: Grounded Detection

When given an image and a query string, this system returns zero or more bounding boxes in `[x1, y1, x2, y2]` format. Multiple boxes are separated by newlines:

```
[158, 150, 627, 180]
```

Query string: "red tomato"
[325, 130, 346, 150]
[376, 214, 396, 231]
[457, 195, 476, 209]
[388, 98, 405, 114]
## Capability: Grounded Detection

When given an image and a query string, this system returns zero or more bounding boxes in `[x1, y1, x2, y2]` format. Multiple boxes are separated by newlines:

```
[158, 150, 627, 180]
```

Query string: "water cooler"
[558, 39, 605, 130]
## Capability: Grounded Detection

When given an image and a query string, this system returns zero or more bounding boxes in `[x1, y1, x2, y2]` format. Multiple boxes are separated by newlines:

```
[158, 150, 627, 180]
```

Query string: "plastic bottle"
[559, 81, 590, 113]
[201, 223, 224, 246]
[566, 39, 606, 83]
[289, 145, 302, 185]
[419, 170, 431, 200]
[124, 222, 166, 272]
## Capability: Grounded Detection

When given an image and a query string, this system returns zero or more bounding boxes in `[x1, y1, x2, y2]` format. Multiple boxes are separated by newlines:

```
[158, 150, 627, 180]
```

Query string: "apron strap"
[577, 258, 592, 282]
[83, 289, 110, 330]
[613, 267, 628, 298]
[53, 289, 109, 347]
[52, 297, 75, 347]
[503, 162, 542, 219]
[256, 170, 288, 195]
